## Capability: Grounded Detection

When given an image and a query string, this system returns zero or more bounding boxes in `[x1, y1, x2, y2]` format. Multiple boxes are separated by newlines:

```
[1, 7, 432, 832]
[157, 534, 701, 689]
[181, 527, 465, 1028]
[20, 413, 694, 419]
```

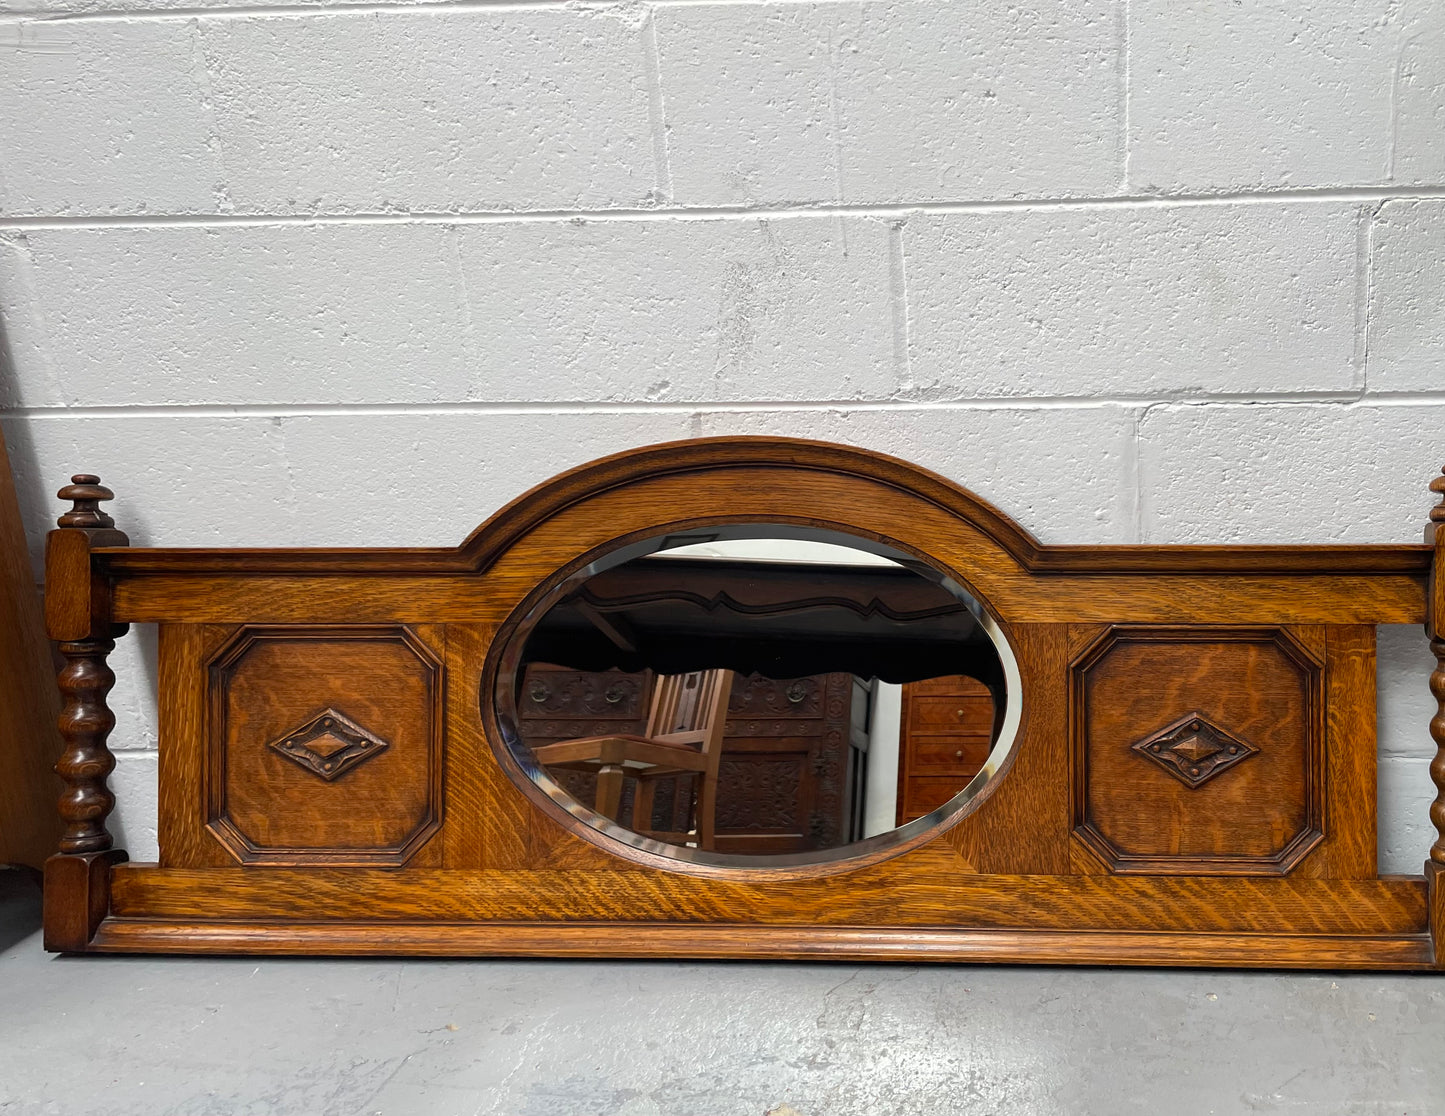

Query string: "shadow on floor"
[0, 866, 43, 953]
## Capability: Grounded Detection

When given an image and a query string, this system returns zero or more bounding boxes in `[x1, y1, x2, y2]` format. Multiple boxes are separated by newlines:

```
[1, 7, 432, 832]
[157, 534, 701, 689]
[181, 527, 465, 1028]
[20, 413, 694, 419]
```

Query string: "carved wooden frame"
[1069, 626, 1326, 877]
[38, 438, 1445, 969]
[204, 624, 444, 868]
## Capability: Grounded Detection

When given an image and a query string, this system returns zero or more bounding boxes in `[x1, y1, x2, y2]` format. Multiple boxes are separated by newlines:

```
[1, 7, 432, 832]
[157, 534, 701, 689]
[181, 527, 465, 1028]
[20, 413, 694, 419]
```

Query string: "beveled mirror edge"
[484, 520, 1025, 878]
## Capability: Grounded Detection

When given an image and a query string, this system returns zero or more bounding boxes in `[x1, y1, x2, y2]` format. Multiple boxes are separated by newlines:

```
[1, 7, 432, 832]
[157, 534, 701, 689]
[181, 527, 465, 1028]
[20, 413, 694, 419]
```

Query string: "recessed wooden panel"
[1072, 627, 1323, 875]
[206, 626, 443, 866]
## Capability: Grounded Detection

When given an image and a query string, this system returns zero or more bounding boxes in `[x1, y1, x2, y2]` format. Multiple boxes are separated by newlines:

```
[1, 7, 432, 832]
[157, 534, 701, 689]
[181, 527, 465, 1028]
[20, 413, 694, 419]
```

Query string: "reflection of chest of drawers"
[896, 675, 995, 825]
[517, 664, 858, 853]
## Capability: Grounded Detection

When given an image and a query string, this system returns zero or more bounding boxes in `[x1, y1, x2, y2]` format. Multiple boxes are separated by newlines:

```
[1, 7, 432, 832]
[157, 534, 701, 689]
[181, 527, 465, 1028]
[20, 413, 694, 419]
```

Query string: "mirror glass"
[492, 524, 1020, 867]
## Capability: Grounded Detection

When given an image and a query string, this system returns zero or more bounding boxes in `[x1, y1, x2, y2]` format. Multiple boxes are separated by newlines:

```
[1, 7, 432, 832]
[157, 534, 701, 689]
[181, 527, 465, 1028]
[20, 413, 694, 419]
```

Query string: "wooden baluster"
[43, 474, 130, 951]
[1427, 625, 1444, 866]
[55, 637, 118, 854]
[1424, 467, 1445, 964]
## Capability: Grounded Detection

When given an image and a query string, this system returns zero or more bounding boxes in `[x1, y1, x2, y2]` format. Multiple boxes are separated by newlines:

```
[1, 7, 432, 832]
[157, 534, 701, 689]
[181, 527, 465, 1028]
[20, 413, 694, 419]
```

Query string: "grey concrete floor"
[1, 871, 1442, 1116]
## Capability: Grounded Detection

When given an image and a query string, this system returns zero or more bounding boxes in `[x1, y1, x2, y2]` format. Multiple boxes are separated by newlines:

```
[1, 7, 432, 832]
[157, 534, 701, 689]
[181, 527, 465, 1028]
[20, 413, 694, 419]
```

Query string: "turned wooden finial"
[1429, 466, 1445, 544]
[57, 474, 115, 530]
[47, 473, 125, 860]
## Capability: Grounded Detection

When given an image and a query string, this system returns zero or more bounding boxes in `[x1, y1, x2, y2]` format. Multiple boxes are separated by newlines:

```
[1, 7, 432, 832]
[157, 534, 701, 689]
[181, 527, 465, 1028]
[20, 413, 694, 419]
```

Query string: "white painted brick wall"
[904, 204, 1362, 398]
[656, 0, 1120, 205]
[0, 0, 1439, 872]
[1127, 1, 1438, 192]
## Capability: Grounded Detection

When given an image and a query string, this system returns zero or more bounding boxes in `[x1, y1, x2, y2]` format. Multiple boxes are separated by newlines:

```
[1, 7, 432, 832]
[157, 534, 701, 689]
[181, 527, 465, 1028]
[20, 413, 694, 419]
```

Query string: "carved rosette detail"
[714, 758, 803, 830]
[1130, 712, 1259, 789]
[268, 707, 390, 781]
[728, 674, 820, 717]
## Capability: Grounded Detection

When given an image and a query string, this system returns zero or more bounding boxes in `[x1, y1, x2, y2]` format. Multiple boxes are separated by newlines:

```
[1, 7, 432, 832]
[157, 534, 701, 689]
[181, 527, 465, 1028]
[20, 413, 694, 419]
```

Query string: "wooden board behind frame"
[39, 437, 1445, 969]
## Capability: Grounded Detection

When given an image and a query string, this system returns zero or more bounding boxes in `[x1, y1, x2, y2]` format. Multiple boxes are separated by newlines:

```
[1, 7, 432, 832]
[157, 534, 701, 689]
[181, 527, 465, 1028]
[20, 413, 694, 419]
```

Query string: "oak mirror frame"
[38, 437, 1445, 970]
[486, 521, 1023, 874]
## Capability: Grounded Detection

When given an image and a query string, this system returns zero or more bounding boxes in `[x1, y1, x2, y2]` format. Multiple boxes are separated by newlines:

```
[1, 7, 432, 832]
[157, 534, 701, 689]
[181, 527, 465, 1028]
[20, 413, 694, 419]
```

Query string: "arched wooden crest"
[38, 437, 1445, 969]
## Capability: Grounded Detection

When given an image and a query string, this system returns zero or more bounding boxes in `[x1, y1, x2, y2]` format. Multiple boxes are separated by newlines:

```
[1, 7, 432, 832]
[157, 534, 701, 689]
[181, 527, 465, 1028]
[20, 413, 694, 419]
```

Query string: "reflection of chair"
[532, 669, 734, 850]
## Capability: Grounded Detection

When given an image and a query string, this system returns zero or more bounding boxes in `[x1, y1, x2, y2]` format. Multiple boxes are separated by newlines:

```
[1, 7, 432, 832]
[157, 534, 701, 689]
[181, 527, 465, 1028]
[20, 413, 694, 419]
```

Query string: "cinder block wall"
[1, 1, 1440, 869]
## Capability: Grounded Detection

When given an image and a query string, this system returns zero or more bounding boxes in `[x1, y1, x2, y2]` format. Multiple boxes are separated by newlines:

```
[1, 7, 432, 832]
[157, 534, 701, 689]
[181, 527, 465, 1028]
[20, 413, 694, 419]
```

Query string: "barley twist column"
[42, 474, 129, 950]
[55, 636, 118, 854]
[1423, 466, 1445, 963]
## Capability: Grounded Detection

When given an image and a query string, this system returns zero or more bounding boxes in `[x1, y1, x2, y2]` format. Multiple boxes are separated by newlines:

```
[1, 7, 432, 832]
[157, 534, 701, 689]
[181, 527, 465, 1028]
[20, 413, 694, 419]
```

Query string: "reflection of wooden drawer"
[909, 737, 992, 771]
[897, 675, 995, 826]
[909, 695, 995, 730]
[900, 775, 974, 820]
[908, 674, 976, 696]
[518, 665, 651, 726]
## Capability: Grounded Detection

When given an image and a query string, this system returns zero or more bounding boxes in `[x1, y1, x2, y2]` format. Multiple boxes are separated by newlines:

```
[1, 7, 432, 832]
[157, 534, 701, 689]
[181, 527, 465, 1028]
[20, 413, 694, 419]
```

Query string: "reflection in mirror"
[494, 525, 1019, 865]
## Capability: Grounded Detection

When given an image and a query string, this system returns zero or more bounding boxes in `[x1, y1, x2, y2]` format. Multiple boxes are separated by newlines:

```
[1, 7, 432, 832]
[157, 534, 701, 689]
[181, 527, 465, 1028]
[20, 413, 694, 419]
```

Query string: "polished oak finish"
[43, 474, 130, 950]
[54, 637, 119, 854]
[0, 425, 63, 870]
[1426, 468, 1445, 962]
[39, 437, 1445, 969]
[205, 625, 443, 867]
[83, 920, 1434, 969]
[1071, 627, 1324, 876]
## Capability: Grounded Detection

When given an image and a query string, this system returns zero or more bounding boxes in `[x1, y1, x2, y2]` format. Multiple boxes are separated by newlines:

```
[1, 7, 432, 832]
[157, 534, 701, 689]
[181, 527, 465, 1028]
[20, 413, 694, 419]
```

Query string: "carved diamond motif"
[268, 707, 390, 781]
[1171, 735, 1222, 763]
[1130, 712, 1258, 789]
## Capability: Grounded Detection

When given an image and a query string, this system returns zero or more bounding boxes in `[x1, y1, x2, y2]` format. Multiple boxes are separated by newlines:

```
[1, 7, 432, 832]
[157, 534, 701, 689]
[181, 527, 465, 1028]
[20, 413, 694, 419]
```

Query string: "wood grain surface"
[108, 865, 1425, 936]
[86, 918, 1434, 969]
[0, 425, 61, 869]
[39, 436, 1445, 968]
[1072, 627, 1323, 875]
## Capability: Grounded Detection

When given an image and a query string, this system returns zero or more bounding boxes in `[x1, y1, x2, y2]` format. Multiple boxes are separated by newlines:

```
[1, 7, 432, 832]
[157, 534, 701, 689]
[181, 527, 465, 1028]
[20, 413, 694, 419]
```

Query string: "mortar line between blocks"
[9, 393, 1445, 421]
[886, 220, 912, 394]
[1132, 403, 1159, 545]
[640, 8, 675, 206]
[1120, 409, 1138, 542]
[1118, 0, 1131, 193]
[7, 188, 1445, 231]
[1354, 202, 1379, 394]
[12, 0, 1067, 21]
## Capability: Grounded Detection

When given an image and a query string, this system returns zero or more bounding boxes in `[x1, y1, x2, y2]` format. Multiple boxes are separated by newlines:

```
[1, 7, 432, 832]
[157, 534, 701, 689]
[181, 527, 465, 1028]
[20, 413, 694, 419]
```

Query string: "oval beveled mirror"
[491, 522, 1021, 868]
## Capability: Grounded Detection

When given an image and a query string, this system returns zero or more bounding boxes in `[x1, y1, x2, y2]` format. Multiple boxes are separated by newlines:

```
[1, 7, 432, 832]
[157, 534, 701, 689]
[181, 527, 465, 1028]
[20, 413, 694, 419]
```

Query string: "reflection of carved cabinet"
[896, 675, 994, 825]
[515, 665, 652, 734]
[518, 665, 858, 853]
[716, 672, 858, 855]
[516, 665, 688, 833]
